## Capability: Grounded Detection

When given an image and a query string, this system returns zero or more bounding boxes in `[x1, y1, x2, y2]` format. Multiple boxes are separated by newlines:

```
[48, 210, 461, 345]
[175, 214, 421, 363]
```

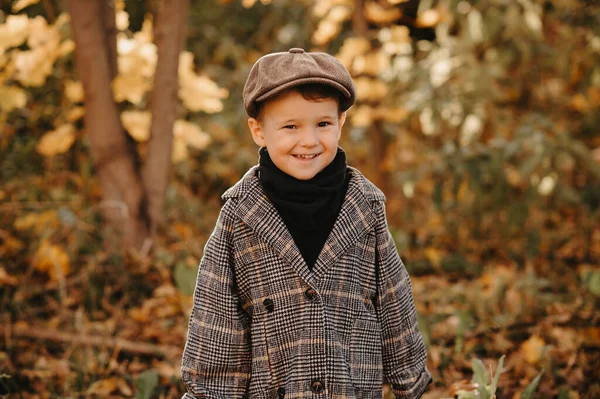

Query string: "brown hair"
[253, 83, 343, 122]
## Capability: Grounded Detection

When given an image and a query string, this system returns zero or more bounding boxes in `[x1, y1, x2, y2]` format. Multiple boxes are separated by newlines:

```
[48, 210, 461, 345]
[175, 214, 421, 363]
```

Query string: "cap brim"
[255, 77, 352, 103]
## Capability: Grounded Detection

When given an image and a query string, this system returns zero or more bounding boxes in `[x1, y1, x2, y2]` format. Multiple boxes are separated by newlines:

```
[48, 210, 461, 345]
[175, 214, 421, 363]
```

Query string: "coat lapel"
[225, 167, 317, 287]
[222, 166, 383, 287]
[311, 167, 379, 280]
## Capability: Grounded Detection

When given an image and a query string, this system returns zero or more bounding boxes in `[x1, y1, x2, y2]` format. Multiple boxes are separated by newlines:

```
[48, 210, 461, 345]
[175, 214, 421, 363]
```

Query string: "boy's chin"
[286, 169, 322, 181]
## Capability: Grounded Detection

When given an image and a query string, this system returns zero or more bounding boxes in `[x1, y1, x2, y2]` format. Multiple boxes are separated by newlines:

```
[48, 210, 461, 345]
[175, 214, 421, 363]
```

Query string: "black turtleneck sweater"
[258, 147, 350, 270]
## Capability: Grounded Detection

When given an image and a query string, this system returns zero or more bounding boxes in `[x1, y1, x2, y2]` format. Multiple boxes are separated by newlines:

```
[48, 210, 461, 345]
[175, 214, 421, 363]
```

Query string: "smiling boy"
[181, 48, 431, 399]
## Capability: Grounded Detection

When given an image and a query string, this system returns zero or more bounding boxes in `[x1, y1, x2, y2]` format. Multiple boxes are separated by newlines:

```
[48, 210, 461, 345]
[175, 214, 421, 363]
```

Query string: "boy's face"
[248, 90, 346, 181]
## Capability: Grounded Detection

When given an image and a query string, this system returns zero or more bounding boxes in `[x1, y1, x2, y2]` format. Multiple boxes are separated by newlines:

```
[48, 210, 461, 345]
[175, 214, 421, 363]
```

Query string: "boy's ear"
[248, 118, 266, 147]
[339, 111, 346, 127]
[338, 112, 346, 138]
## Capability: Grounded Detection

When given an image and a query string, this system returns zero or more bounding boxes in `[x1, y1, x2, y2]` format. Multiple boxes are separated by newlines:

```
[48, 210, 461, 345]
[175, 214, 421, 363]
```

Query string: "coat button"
[263, 298, 274, 313]
[304, 287, 317, 302]
[277, 387, 285, 398]
[311, 380, 325, 394]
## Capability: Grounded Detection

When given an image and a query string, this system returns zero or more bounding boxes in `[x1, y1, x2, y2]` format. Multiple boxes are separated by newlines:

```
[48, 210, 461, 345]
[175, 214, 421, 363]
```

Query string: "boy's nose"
[299, 128, 319, 147]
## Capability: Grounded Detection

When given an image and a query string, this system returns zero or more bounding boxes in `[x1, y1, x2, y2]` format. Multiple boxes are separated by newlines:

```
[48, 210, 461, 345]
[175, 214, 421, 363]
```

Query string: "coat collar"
[222, 166, 385, 287]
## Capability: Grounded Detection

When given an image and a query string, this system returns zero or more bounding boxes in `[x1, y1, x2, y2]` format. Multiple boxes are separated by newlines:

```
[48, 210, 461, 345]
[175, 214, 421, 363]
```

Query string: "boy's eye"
[318, 121, 331, 127]
[283, 125, 297, 129]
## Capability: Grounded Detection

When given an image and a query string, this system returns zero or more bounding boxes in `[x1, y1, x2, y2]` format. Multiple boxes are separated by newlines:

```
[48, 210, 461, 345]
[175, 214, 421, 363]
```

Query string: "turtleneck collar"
[257, 146, 349, 231]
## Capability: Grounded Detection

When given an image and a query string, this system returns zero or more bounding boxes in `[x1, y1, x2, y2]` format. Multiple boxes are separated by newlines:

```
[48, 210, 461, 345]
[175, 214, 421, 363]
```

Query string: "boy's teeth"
[295, 154, 316, 159]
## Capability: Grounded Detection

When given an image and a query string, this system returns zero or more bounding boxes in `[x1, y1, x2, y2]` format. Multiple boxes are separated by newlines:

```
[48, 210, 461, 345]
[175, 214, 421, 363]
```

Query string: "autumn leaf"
[365, 1, 402, 25]
[174, 119, 211, 150]
[121, 110, 151, 142]
[14, 210, 58, 232]
[116, 10, 130, 31]
[31, 240, 70, 281]
[0, 15, 29, 53]
[0, 267, 18, 286]
[66, 106, 85, 122]
[64, 80, 84, 103]
[36, 124, 76, 157]
[416, 9, 442, 28]
[0, 233, 24, 257]
[12, 16, 63, 87]
[354, 77, 388, 101]
[12, 0, 41, 12]
[86, 377, 132, 397]
[179, 52, 228, 113]
[521, 335, 545, 365]
[0, 86, 27, 112]
[171, 120, 211, 163]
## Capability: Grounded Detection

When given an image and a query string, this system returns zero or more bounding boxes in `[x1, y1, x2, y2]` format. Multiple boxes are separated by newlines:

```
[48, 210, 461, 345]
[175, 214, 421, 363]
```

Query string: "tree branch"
[66, 0, 150, 250]
[101, 0, 118, 81]
[0, 325, 181, 359]
[142, 0, 190, 239]
[41, 0, 56, 24]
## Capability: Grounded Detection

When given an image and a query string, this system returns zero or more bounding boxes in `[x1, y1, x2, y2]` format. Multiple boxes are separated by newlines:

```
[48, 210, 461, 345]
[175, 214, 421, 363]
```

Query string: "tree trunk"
[66, 0, 150, 251]
[142, 0, 190, 237]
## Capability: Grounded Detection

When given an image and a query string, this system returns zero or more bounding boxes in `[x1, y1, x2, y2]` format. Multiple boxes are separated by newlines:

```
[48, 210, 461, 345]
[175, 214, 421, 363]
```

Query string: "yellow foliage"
[365, 1, 402, 25]
[179, 52, 228, 113]
[14, 47, 56, 86]
[521, 335, 545, 365]
[64, 80, 84, 103]
[352, 51, 390, 75]
[112, 74, 151, 105]
[351, 105, 373, 127]
[0, 86, 27, 111]
[121, 110, 151, 142]
[424, 247, 443, 269]
[0, 15, 29, 53]
[174, 120, 211, 150]
[241, 0, 275, 8]
[11, 15, 68, 87]
[36, 124, 76, 157]
[313, 19, 341, 46]
[58, 39, 75, 57]
[172, 120, 212, 163]
[32, 240, 70, 281]
[416, 9, 442, 28]
[0, 267, 18, 286]
[14, 210, 58, 232]
[313, 0, 351, 18]
[0, 234, 24, 257]
[66, 106, 85, 122]
[354, 77, 388, 101]
[86, 377, 132, 397]
[113, 31, 157, 105]
[116, 10, 130, 31]
[337, 37, 371, 68]
[12, 0, 40, 13]
[172, 138, 188, 163]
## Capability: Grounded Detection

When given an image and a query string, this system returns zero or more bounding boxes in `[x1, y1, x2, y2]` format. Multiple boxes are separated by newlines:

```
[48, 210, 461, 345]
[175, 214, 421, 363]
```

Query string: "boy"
[181, 48, 431, 399]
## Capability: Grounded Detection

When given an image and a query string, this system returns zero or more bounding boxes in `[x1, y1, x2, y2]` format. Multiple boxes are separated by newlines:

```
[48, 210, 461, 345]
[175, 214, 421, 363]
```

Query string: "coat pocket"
[349, 316, 383, 390]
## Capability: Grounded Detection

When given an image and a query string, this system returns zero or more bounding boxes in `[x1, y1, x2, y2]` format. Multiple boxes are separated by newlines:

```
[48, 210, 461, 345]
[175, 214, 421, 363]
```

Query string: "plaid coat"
[181, 166, 431, 399]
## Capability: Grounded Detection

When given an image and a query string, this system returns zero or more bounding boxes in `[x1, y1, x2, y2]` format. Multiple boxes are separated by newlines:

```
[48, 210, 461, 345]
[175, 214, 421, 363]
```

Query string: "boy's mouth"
[292, 153, 320, 159]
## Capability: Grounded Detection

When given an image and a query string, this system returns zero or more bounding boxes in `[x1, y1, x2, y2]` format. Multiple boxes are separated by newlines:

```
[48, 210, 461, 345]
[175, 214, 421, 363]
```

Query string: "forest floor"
[0, 174, 599, 399]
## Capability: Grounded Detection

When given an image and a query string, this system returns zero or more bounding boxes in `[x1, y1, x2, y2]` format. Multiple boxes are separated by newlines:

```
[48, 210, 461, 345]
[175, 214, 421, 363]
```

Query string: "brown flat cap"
[243, 48, 356, 118]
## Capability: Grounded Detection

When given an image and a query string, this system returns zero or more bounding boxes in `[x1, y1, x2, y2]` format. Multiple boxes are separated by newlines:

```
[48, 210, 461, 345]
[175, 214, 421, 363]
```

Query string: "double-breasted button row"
[264, 288, 317, 312]
[263, 298, 274, 313]
[277, 387, 285, 398]
[304, 287, 317, 302]
[311, 380, 325, 394]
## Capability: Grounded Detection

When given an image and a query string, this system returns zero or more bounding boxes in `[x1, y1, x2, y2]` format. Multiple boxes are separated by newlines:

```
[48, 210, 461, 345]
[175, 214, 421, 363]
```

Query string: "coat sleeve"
[374, 201, 431, 399]
[181, 200, 251, 399]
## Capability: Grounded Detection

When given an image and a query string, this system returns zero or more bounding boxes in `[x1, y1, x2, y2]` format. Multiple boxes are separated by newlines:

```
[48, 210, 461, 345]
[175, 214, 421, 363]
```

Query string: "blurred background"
[0, 0, 598, 397]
